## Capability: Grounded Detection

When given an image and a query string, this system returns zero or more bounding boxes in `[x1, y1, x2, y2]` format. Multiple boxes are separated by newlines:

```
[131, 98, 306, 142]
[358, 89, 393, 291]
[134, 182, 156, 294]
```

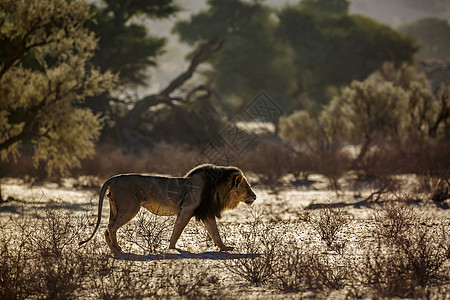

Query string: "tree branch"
[115, 37, 225, 149]
[429, 86, 449, 138]
[160, 36, 224, 96]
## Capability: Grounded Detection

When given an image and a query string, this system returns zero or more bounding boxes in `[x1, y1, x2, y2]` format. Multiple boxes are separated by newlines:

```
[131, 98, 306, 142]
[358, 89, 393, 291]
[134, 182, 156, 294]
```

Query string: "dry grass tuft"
[357, 198, 450, 297]
[308, 205, 349, 248]
[122, 209, 175, 254]
[0, 191, 448, 299]
[224, 207, 279, 285]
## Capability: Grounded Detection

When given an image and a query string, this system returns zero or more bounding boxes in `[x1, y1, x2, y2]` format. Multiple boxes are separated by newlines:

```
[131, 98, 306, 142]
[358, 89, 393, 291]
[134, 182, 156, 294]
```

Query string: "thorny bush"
[308, 205, 349, 248]
[122, 209, 175, 254]
[358, 199, 450, 297]
[224, 207, 279, 285]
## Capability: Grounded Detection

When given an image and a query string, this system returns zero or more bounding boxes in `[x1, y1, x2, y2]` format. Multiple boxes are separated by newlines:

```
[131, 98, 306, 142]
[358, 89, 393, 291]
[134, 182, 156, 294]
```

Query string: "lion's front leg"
[168, 210, 194, 249]
[202, 218, 233, 251]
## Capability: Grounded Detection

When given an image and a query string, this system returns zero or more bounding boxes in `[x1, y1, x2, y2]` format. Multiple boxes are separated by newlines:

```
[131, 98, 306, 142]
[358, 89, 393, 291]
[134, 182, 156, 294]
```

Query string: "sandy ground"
[2, 174, 448, 221]
[1, 176, 449, 298]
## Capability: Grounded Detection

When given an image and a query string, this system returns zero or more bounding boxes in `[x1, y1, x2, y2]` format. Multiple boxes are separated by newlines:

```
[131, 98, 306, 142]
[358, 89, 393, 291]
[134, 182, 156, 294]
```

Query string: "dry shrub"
[399, 225, 449, 287]
[87, 249, 220, 299]
[351, 145, 402, 199]
[411, 141, 450, 193]
[372, 196, 417, 242]
[160, 262, 221, 298]
[0, 205, 222, 299]
[358, 198, 450, 297]
[0, 151, 48, 182]
[225, 207, 351, 291]
[146, 142, 199, 176]
[0, 206, 150, 299]
[237, 139, 294, 192]
[90, 257, 152, 299]
[225, 208, 279, 285]
[0, 217, 33, 299]
[355, 145, 403, 179]
[354, 141, 450, 195]
[122, 209, 175, 254]
[287, 150, 316, 182]
[238, 139, 350, 193]
[0, 142, 199, 181]
[272, 242, 313, 293]
[314, 149, 351, 193]
[308, 206, 349, 248]
[272, 241, 348, 293]
[78, 142, 198, 178]
[357, 246, 411, 297]
[0, 207, 90, 299]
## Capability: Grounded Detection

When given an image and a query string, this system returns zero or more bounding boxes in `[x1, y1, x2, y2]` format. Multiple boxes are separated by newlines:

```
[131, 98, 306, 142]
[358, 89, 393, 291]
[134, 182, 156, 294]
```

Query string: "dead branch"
[114, 37, 225, 149]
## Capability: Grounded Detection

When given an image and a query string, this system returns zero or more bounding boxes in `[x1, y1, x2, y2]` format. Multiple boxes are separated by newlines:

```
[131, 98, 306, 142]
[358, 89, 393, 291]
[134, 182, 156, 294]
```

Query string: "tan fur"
[79, 164, 256, 254]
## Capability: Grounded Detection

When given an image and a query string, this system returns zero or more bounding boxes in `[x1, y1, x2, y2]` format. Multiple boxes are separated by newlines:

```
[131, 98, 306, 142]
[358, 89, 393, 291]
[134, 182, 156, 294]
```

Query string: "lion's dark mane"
[185, 164, 241, 221]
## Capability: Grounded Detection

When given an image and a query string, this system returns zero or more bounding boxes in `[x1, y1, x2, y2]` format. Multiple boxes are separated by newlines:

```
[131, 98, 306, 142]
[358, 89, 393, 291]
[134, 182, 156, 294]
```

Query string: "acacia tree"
[0, 0, 115, 179]
[279, 98, 350, 190]
[276, 0, 417, 111]
[280, 63, 449, 186]
[174, 0, 293, 111]
[84, 0, 178, 116]
[335, 63, 448, 162]
[399, 18, 450, 61]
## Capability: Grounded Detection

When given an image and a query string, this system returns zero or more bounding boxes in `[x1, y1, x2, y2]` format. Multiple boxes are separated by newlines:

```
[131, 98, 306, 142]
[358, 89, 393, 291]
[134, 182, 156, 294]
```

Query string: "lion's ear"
[234, 174, 244, 187]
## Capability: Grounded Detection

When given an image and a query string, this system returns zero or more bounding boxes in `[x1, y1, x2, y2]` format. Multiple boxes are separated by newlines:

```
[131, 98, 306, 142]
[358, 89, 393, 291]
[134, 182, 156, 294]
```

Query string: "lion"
[79, 164, 257, 253]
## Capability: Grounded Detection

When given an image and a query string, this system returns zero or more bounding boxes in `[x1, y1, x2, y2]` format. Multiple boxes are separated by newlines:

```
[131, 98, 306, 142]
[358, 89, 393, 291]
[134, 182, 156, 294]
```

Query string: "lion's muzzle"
[245, 193, 257, 205]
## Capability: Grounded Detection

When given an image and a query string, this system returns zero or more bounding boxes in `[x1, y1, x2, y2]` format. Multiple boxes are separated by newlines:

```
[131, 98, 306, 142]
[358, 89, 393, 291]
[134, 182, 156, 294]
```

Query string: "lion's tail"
[79, 178, 112, 246]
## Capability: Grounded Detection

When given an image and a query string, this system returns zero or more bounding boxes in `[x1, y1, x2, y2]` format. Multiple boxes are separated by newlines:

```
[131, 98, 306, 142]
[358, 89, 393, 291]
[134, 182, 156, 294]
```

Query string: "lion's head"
[186, 164, 257, 221]
[228, 172, 256, 208]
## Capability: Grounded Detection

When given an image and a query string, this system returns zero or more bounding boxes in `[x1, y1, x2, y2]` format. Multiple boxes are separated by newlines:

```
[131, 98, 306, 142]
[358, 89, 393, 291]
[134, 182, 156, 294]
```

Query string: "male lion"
[79, 164, 256, 253]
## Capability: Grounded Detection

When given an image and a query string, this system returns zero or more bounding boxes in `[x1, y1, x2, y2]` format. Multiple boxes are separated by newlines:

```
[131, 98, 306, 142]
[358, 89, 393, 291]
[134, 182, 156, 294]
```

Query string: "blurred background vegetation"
[0, 0, 449, 196]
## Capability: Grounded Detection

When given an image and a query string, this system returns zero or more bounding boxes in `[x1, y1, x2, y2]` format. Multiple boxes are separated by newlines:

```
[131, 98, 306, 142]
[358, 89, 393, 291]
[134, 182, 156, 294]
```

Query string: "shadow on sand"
[307, 199, 449, 210]
[115, 249, 260, 262]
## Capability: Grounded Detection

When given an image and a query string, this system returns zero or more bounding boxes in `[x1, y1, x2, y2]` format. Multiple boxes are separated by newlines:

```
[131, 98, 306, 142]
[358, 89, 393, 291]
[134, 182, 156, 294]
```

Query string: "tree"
[337, 63, 448, 153]
[82, 0, 230, 148]
[279, 98, 350, 190]
[84, 0, 178, 116]
[174, 0, 294, 111]
[399, 18, 450, 61]
[299, 0, 349, 15]
[277, 4, 417, 109]
[281, 62, 449, 167]
[113, 37, 226, 149]
[280, 63, 449, 190]
[0, 0, 115, 177]
[397, 0, 450, 13]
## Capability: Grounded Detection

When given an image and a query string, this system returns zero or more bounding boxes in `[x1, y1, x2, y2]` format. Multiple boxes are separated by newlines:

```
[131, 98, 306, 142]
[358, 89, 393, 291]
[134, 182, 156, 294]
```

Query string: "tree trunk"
[114, 37, 224, 150]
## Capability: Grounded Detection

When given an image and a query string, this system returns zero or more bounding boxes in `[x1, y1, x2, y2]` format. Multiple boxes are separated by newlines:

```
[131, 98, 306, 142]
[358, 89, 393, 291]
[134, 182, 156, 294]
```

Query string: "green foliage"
[399, 18, 450, 60]
[87, 0, 178, 87]
[280, 63, 450, 170]
[279, 104, 348, 154]
[0, 0, 115, 176]
[337, 76, 408, 145]
[174, 0, 293, 111]
[335, 63, 446, 148]
[299, 0, 349, 15]
[278, 7, 417, 107]
[397, 0, 450, 13]
[175, 0, 416, 113]
[83, 0, 178, 117]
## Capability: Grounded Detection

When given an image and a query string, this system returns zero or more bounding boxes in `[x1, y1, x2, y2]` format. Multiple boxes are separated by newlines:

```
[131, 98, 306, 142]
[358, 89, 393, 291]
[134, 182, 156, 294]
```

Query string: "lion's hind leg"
[106, 195, 140, 254]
